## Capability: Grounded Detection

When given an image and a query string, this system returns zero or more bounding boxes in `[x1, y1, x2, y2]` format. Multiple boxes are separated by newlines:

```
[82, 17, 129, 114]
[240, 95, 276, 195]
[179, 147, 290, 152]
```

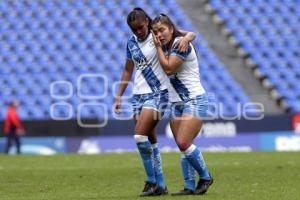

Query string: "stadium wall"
[0, 114, 293, 137]
[1, 131, 300, 155]
[1, 114, 299, 154]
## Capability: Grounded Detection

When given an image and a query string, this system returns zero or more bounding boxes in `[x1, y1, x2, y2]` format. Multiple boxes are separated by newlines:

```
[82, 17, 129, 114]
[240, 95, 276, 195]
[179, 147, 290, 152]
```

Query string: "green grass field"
[0, 152, 299, 200]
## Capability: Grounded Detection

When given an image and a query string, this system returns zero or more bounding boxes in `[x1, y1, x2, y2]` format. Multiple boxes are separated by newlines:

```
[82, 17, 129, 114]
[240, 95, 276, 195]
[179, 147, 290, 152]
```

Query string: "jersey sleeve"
[126, 43, 132, 60]
[170, 42, 192, 60]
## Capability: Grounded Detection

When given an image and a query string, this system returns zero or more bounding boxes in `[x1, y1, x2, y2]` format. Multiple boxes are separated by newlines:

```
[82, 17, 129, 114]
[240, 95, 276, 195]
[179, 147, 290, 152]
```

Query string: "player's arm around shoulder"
[177, 30, 196, 52]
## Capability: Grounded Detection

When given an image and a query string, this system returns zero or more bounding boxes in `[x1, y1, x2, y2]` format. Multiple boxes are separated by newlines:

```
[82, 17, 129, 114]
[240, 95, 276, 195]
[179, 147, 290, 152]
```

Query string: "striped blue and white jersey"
[126, 34, 169, 94]
[164, 37, 206, 102]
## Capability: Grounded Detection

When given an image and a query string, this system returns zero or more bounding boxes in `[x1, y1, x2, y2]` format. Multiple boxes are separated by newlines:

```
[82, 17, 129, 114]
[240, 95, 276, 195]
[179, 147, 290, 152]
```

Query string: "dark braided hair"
[127, 7, 152, 31]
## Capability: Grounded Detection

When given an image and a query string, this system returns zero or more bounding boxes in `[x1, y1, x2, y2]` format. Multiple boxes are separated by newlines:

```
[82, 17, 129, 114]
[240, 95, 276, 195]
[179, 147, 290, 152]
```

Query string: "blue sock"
[134, 135, 156, 184]
[181, 154, 196, 190]
[152, 144, 166, 188]
[184, 144, 210, 180]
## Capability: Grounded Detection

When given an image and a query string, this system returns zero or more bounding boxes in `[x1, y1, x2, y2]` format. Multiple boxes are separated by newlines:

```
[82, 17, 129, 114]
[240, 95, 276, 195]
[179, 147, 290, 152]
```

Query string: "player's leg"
[134, 114, 167, 196]
[148, 128, 157, 144]
[134, 117, 157, 144]
[133, 90, 168, 196]
[132, 95, 158, 195]
[133, 113, 157, 184]
[170, 118, 196, 195]
[148, 128, 167, 193]
[4, 133, 14, 154]
[175, 115, 207, 176]
[134, 108, 161, 196]
[14, 134, 21, 154]
[139, 90, 169, 195]
[170, 103, 196, 195]
[176, 115, 213, 195]
[134, 117, 158, 146]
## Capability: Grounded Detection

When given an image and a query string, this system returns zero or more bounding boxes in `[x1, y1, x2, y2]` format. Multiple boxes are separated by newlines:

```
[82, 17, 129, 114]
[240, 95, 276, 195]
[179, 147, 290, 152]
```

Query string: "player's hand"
[151, 30, 161, 48]
[177, 37, 189, 52]
[113, 97, 122, 114]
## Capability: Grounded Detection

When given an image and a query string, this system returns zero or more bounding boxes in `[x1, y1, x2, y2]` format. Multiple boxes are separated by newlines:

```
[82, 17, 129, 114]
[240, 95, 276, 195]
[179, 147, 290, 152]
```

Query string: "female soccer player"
[113, 8, 195, 196]
[151, 14, 213, 195]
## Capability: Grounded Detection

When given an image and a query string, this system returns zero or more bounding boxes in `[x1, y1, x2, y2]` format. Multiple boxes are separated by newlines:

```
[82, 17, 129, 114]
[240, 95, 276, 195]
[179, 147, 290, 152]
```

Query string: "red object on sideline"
[4, 107, 23, 135]
[292, 114, 300, 133]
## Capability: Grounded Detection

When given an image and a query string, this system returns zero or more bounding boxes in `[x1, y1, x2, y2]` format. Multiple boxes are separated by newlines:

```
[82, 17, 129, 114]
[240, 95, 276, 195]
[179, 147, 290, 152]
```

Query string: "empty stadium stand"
[0, 0, 256, 120]
[208, 0, 300, 113]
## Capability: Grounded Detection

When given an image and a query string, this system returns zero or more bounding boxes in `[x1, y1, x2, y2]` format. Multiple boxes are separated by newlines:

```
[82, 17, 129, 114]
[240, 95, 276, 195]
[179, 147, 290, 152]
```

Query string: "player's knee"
[176, 139, 192, 151]
[134, 124, 144, 135]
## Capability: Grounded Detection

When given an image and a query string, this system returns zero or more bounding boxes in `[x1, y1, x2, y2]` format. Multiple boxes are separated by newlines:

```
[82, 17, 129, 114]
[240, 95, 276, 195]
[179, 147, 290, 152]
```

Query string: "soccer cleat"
[139, 182, 157, 197]
[153, 186, 168, 196]
[171, 188, 194, 196]
[194, 174, 214, 195]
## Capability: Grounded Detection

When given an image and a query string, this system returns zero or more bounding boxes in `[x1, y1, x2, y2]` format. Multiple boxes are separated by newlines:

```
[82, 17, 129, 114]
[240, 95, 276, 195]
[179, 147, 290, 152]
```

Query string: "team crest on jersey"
[136, 58, 149, 70]
[128, 37, 151, 71]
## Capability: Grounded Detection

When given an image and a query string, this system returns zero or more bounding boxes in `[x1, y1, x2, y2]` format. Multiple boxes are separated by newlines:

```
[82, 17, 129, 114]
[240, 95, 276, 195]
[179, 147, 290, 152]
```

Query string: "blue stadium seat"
[0, 0, 255, 120]
[210, 0, 300, 113]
